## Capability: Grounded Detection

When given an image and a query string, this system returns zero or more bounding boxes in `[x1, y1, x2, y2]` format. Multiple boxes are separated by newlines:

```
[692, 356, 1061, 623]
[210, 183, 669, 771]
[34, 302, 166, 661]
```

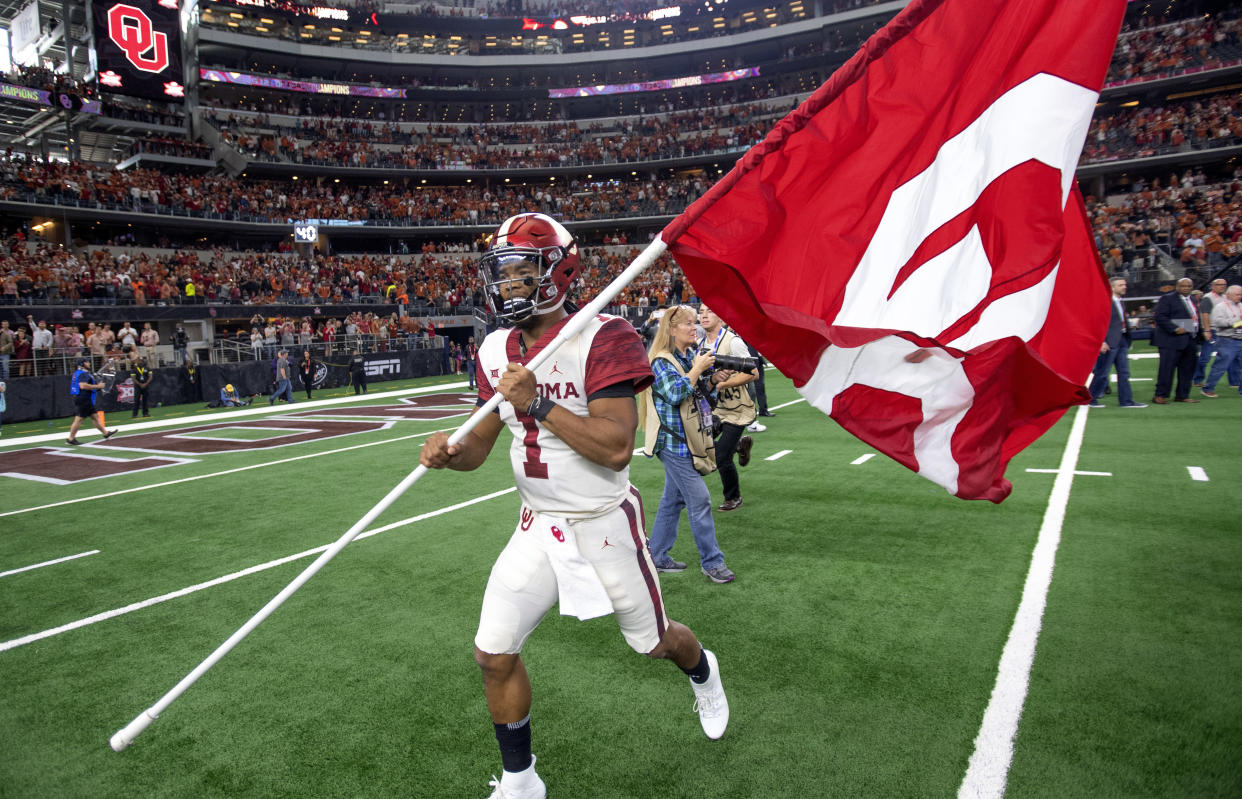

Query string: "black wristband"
[527, 396, 556, 422]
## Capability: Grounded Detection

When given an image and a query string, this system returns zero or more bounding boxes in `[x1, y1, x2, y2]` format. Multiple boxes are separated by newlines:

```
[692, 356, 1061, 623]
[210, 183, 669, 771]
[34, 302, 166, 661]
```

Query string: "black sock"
[681, 648, 711, 684]
[494, 715, 532, 773]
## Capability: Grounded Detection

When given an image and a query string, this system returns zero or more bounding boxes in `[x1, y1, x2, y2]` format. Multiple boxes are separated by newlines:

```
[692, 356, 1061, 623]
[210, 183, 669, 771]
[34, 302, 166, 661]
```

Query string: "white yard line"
[850, 453, 875, 465]
[0, 488, 515, 653]
[0, 430, 444, 518]
[1187, 466, 1209, 482]
[0, 550, 100, 579]
[958, 403, 1090, 799]
[769, 398, 806, 411]
[1024, 468, 1111, 477]
[765, 449, 793, 461]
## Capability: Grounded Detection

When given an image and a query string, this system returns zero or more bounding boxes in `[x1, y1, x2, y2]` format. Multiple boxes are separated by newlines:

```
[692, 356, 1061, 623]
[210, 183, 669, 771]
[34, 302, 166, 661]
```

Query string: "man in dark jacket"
[1151, 278, 1202, 404]
[1088, 277, 1146, 408]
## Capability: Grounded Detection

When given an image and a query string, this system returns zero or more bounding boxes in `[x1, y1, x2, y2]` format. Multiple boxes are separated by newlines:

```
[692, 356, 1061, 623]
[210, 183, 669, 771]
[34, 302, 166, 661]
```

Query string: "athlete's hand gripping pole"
[110, 235, 670, 752]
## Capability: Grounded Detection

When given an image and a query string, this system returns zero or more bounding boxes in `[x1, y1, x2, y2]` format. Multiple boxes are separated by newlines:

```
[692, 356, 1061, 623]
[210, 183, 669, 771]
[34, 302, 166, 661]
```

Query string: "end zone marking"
[0, 430, 441, 519]
[850, 453, 875, 465]
[1187, 466, 1209, 482]
[1, 550, 100, 579]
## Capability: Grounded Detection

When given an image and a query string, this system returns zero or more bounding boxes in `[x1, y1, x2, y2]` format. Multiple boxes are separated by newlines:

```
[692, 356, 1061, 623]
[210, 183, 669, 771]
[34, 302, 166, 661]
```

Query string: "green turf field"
[0, 358, 1238, 798]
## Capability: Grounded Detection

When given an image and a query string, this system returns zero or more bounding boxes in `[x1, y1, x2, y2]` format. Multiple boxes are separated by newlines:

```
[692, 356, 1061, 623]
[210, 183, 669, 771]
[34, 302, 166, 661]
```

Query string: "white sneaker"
[691, 649, 730, 740]
[486, 755, 546, 799]
[747, 422, 766, 432]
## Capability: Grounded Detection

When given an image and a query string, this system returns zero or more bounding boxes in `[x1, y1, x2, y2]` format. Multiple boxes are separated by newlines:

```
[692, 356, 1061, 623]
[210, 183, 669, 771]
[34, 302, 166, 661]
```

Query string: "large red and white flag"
[663, 0, 1123, 502]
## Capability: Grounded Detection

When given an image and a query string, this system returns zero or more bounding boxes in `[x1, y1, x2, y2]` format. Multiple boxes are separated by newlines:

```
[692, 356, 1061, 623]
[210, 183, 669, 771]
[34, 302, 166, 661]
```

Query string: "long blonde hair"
[638, 305, 695, 433]
[647, 305, 695, 363]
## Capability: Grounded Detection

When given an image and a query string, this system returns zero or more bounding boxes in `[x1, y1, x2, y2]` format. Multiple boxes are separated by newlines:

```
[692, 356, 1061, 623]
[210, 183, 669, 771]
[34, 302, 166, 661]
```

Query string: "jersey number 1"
[517, 412, 549, 479]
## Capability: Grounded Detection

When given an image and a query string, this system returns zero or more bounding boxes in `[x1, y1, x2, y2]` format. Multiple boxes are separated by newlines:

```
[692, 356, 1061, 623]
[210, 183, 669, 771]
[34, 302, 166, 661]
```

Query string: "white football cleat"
[746, 421, 766, 432]
[691, 649, 730, 740]
[486, 755, 546, 799]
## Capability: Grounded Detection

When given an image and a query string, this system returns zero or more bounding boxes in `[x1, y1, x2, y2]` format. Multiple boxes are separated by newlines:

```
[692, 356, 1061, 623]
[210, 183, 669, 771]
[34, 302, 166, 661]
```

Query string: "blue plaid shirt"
[650, 348, 696, 457]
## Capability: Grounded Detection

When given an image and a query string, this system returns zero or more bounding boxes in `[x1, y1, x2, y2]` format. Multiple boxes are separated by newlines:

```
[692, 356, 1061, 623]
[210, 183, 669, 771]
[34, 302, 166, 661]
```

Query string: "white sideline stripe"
[765, 449, 792, 461]
[0, 489, 516, 653]
[1187, 466, 1209, 482]
[0, 430, 444, 519]
[1111, 375, 1153, 382]
[0, 381, 469, 447]
[959, 403, 1090, 799]
[1129, 353, 1159, 360]
[0, 550, 100, 579]
[770, 398, 806, 411]
[1024, 468, 1111, 477]
[850, 453, 875, 465]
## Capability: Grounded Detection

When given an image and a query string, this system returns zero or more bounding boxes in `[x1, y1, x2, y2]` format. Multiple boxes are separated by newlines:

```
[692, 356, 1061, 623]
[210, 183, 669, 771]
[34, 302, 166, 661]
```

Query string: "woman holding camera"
[642, 305, 736, 584]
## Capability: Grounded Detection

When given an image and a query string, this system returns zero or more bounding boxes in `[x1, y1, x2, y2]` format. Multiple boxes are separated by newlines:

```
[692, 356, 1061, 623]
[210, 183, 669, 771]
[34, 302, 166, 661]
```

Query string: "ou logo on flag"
[107, 4, 169, 74]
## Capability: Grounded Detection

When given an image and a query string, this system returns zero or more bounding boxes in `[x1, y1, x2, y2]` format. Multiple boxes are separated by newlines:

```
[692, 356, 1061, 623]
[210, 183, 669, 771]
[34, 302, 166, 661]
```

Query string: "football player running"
[420, 213, 729, 799]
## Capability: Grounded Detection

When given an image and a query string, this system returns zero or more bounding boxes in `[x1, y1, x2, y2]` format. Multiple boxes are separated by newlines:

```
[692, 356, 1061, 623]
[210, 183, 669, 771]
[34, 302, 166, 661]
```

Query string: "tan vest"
[642, 353, 717, 475]
[708, 329, 756, 427]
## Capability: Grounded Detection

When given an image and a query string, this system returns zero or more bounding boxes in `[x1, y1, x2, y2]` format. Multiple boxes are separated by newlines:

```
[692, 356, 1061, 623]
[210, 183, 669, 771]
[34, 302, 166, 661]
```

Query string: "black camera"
[699, 348, 758, 373]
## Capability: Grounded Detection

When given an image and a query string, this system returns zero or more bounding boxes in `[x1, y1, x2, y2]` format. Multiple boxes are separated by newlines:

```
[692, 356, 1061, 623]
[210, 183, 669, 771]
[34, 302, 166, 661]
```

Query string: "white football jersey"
[477, 313, 653, 518]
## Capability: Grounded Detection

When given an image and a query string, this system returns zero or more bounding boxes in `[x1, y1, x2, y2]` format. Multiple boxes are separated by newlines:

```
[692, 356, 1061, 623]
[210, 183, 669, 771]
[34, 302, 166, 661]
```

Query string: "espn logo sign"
[363, 358, 402, 378]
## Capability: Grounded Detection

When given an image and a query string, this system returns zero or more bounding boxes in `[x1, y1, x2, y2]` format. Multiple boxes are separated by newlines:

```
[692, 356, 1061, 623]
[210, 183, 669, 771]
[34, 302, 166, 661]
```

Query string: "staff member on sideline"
[643, 305, 736, 584]
[349, 349, 367, 394]
[67, 357, 116, 444]
[298, 350, 316, 400]
[131, 357, 153, 418]
[269, 349, 294, 405]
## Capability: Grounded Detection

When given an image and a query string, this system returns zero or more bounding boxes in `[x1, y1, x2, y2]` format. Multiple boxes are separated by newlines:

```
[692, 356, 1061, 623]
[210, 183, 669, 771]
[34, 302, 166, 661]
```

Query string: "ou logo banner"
[804, 74, 1097, 496]
[107, 4, 169, 74]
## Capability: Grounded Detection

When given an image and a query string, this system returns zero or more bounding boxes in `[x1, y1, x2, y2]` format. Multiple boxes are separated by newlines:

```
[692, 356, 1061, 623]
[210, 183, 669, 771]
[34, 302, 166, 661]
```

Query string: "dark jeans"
[1089, 341, 1133, 404]
[1193, 340, 1215, 384]
[132, 388, 149, 416]
[1155, 344, 1198, 399]
[715, 421, 746, 502]
[269, 379, 294, 404]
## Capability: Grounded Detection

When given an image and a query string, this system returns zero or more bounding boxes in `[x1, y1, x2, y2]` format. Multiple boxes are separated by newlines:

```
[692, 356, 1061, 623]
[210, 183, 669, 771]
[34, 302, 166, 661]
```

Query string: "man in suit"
[1089, 277, 1146, 408]
[1152, 278, 1202, 404]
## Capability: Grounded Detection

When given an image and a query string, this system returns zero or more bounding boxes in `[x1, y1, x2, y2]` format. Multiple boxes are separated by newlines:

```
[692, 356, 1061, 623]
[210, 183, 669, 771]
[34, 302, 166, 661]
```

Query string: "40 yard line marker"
[959, 403, 1090, 799]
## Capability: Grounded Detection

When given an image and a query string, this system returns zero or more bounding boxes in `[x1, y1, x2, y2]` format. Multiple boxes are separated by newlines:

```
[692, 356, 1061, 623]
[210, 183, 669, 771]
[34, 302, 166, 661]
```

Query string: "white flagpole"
[110, 235, 670, 752]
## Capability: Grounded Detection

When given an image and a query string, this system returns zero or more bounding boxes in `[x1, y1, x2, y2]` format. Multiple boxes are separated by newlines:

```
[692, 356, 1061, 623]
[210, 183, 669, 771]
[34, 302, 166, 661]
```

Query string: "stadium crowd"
[1107, 12, 1242, 85]
[218, 114, 768, 170]
[0, 157, 710, 226]
[0, 232, 688, 312]
[1081, 90, 1242, 164]
[2, 165, 1237, 316]
[1087, 171, 1242, 284]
